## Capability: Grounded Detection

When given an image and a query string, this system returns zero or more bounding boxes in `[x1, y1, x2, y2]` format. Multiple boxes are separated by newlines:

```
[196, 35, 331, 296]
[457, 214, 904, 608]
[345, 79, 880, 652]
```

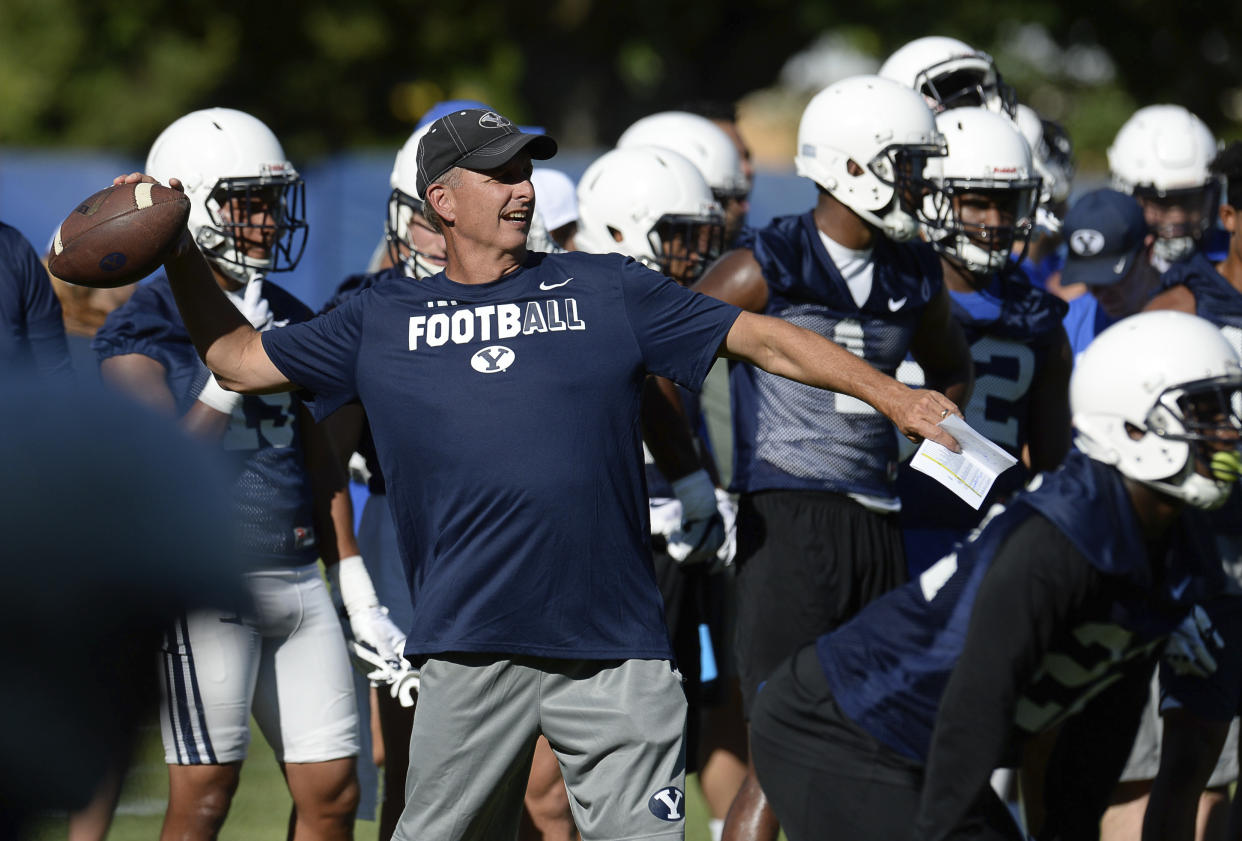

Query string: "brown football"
[47, 183, 190, 288]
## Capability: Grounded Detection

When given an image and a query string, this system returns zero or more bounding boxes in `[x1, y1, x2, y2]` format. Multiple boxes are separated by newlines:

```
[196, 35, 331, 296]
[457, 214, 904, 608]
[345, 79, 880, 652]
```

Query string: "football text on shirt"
[408, 298, 586, 351]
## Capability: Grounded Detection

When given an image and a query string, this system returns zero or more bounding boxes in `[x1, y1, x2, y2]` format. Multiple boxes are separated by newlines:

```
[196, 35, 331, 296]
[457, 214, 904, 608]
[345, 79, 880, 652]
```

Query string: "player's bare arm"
[722, 310, 961, 450]
[692, 248, 769, 313]
[907, 283, 974, 408]
[1143, 283, 1198, 315]
[113, 172, 291, 395]
[100, 352, 237, 440]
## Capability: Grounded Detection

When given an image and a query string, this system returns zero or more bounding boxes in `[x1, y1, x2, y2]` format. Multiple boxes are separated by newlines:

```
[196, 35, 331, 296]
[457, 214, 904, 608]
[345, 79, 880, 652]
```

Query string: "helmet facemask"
[861, 142, 946, 242]
[386, 188, 446, 279]
[923, 178, 1041, 278]
[914, 57, 1017, 117]
[649, 211, 725, 284]
[1140, 374, 1242, 509]
[199, 167, 307, 286]
[1134, 183, 1220, 266]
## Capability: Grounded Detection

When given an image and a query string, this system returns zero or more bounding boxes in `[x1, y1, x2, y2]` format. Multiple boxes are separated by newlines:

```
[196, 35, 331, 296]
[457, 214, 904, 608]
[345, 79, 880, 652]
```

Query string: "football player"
[93, 108, 404, 841]
[896, 106, 1072, 577]
[692, 74, 974, 841]
[617, 111, 752, 247]
[750, 310, 1242, 841]
[1109, 105, 1220, 272]
[1127, 140, 1242, 841]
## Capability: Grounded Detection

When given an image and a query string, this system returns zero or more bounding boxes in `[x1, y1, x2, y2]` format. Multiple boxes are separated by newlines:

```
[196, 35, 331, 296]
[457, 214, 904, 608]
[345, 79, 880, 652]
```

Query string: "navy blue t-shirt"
[94, 276, 320, 568]
[0, 222, 71, 380]
[262, 250, 742, 660]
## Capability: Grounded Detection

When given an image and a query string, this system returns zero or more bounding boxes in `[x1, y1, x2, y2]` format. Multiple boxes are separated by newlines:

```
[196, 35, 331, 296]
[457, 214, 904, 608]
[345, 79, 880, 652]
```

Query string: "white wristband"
[328, 554, 380, 617]
[197, 374, 243, 415]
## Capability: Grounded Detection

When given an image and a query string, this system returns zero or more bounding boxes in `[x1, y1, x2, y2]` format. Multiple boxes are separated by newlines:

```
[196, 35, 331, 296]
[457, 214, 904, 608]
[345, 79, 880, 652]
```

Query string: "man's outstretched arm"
[115, 172, 292, 395]
[721, 309, 961, 450]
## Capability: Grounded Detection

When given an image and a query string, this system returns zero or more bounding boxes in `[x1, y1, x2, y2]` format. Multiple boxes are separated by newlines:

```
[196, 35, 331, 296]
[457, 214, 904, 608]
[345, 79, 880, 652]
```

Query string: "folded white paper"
[910, 414, 1019, 509]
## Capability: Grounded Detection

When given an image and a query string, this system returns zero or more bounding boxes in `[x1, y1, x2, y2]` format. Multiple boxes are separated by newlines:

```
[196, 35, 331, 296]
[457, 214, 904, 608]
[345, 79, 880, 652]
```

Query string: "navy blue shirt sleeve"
[0, 225, 71, 379]
[261, 296, 364, 420]
[619, 259, 741, 390]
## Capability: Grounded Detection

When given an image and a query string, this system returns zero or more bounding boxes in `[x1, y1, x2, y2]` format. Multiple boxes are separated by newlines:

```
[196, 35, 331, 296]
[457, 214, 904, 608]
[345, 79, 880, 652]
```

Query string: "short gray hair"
[422, 167, 463, 233]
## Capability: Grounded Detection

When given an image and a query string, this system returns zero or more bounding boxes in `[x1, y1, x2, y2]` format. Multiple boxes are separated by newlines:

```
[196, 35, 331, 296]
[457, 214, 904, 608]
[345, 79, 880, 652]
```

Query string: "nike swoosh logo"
[539, 276, 573, 290]
[888, 297, 907, 311]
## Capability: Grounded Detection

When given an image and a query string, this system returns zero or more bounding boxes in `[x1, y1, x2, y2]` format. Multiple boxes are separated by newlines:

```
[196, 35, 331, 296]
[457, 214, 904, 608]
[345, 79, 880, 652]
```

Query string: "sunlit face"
[216, 187, 284, 260]
[447, 154, 535, 253]
[953, 190, 1018, 250]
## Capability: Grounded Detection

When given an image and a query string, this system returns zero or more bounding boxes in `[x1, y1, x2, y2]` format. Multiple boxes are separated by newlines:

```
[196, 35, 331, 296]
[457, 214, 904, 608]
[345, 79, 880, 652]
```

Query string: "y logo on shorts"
[647, 787, 685, 821]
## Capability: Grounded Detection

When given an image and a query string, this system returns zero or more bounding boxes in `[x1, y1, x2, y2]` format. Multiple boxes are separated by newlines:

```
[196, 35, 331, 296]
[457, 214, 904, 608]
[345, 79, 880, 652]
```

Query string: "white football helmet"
[575, 146, 724, 283]
[1014, 103, 1075, 206]
[1072, 311, 1242, 511]
[879, 36, 1016, 117]
[795, 75, 946, 241]
[922, 108, 1041, 277]
[387, 122, 443, 278]
[147, 108, 307, 286]
[616, 111, 751, 202]
[1108, 105, 1220, 264]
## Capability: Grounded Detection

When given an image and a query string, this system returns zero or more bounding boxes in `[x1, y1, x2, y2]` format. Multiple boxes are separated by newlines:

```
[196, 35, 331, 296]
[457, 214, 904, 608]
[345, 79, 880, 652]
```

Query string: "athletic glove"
[226, 279, 274, 332]
[713, 488, 738, 571]
[1164, 605, 1225, 678]
[327, 555, 407, 669]
[349, 640, 421, 707]
[666, 469, 726, 566]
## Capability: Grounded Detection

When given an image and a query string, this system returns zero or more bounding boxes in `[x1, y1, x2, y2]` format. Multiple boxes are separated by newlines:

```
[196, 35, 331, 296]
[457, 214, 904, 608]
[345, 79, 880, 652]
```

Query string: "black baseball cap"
[1061, 189, 1149, 287]
[415, 109, 557, 197]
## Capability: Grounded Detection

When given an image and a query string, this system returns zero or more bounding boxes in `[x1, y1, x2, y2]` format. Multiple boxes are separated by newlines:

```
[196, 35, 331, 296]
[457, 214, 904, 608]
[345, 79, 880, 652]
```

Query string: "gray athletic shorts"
[393, 654, 688, 841]
[1119, 669, 1239, 787]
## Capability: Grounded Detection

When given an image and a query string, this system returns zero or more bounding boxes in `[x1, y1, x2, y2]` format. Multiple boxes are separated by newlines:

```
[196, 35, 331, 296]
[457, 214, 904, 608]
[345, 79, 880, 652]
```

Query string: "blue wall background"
[0, 148, 814, 311]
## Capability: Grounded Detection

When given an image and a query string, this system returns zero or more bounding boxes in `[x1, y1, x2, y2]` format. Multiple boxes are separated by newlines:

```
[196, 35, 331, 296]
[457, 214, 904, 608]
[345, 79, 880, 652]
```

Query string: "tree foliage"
[3, 0, 1237, 161]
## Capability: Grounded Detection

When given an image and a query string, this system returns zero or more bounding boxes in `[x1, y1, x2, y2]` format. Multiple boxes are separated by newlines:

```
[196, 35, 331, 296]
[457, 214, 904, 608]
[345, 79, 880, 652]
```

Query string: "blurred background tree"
[1, 0, 1237, 170]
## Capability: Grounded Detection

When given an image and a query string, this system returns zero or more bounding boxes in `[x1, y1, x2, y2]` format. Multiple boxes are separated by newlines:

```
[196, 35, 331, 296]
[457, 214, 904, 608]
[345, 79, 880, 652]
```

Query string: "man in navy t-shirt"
[121, 108, 963, 841]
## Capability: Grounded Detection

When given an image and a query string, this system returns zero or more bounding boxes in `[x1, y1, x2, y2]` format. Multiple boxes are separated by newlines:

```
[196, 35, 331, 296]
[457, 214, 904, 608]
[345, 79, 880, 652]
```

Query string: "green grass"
[24, 719, 718, 840]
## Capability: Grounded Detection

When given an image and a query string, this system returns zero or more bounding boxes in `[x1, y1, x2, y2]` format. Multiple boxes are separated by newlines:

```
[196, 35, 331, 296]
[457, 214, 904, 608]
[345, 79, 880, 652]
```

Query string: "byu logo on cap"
[479, 112, 512, 129]
[647, 786, 685, 821]
[1069, 229, 1106, 257]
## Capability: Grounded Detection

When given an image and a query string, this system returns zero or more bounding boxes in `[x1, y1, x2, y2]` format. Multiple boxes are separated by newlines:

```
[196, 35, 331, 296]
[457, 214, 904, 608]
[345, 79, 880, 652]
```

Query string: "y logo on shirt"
[471, 346, 515, 373]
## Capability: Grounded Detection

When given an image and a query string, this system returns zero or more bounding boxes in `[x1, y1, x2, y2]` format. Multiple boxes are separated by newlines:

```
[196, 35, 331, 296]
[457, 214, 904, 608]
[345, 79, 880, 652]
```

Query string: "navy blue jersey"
[0, 222, 71, 380]
[730, 212, 943, 497]
[93, 277, 319, 568]
[261, 251, 742, 661]
[898, 272, 1068, 534]
[819, 450, 1220, 764]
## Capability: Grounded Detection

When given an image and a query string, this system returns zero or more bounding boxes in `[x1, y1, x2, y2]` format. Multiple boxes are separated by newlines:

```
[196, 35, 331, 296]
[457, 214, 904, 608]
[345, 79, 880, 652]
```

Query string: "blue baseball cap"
[1061, 189, 1149, 287]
